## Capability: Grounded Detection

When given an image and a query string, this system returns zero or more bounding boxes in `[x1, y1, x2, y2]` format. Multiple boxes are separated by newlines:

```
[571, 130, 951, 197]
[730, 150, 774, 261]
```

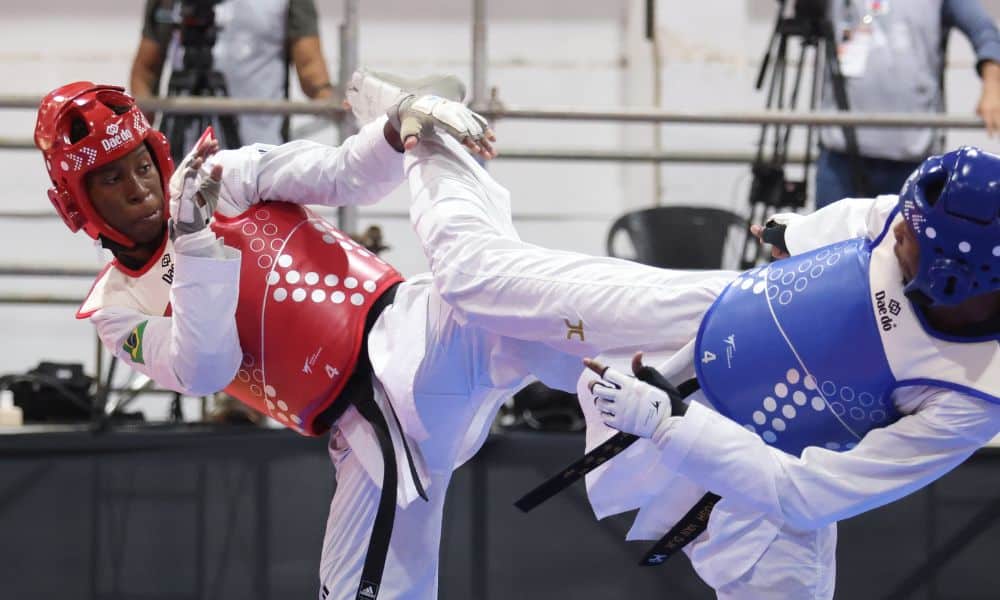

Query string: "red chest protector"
[211, 202, 403, 435]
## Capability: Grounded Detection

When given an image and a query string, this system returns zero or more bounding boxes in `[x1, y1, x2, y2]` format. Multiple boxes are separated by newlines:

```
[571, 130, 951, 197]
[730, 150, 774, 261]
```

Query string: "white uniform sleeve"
[782, 195, 899, 255]
[657, 387, 1000, 530]
[206, 116, 404, 215]
[89, 229, 244, 396]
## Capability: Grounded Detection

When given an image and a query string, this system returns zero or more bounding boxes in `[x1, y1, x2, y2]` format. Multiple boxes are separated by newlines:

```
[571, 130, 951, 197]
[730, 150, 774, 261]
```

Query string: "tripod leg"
[778, 41, 812, 164]
[163, 113, 211, 164]
[802, 34, 825, 202]
[207, 72, 243, 149]
[744, 22, 790, 269]
[755, 30, 790, 164]
[214, 114, 243, 150]
[740, 206, 764, 269]
[743, 19, 815, 268]
[161, 114, 188, 165]
[771, 34, 793, 163]
[755, 12, 784, 91]
[160, 70, 243, 157]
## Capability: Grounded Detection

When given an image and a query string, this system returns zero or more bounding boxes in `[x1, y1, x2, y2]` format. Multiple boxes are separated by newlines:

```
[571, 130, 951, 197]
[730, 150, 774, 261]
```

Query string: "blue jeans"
[814, 148, 922, 209]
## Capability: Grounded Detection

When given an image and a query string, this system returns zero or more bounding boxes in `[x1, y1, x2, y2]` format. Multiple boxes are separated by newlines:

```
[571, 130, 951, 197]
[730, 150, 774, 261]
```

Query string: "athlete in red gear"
[35, 79, 505, 600]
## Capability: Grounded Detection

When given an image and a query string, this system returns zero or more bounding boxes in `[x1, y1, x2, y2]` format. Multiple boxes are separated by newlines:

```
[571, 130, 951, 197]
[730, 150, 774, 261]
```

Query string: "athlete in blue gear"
[578, 146, 1000, 598]
[395, 118, 1000, 597]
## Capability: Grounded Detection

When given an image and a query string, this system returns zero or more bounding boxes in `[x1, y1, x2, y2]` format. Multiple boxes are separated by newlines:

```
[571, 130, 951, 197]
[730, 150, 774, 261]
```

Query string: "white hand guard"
[168, 145, 220, 241]
[590, 366, 673, 440]
[389, 94, 490, 149]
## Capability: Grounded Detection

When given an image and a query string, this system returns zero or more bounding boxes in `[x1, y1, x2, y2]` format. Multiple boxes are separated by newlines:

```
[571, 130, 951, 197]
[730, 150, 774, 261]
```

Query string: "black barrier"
[1, 427, 999, 599]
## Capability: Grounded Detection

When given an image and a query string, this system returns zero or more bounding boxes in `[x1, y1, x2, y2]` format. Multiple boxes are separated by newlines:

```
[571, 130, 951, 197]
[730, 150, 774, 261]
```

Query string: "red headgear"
[34, 82, 174, 248]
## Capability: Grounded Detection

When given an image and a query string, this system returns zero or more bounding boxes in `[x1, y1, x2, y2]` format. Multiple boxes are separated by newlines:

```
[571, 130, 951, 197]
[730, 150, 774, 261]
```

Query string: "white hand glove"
[168, 130, 222, 240]
[388, 94, 495, 157]
[589, 363, 673, 440]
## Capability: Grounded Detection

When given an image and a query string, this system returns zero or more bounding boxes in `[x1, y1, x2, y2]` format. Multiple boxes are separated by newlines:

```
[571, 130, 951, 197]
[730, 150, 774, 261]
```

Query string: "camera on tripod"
[159, 0, 241, 163]
[740, 0, 865, 267]
[786, 0, 828, 21]
[746, 0, 834, 215]
[175, 0, 224, 75]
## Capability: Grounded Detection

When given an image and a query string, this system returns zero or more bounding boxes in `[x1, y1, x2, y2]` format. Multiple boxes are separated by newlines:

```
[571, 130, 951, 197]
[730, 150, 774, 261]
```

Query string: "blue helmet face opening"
[899, 146, 1000, 306]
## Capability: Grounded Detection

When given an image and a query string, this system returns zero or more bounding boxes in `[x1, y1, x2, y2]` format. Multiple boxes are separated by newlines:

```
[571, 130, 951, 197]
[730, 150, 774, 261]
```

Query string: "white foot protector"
[346, 68, 467, 125]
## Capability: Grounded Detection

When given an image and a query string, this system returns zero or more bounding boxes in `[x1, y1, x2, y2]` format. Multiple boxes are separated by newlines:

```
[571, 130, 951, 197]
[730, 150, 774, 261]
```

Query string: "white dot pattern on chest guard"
[257, 218, 380, 311]
[228, 211, 394, 435]
[733, 241, 857, 307]
[741, 363, 888, 450]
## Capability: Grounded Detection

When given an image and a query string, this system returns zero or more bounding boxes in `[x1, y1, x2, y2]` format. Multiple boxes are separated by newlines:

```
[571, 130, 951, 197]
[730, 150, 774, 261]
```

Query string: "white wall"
[1, 0, 998, 418]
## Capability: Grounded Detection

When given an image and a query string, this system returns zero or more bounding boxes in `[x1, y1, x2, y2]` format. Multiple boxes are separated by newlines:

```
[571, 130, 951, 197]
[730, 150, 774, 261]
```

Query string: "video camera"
[157, 0, 242, 164]
[176, 0, 225, 72]
[779, 0, 829, 21]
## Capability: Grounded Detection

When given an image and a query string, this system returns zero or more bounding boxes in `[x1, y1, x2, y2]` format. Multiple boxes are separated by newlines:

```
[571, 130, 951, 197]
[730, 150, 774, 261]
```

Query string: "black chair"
[606, 205, 745, 270]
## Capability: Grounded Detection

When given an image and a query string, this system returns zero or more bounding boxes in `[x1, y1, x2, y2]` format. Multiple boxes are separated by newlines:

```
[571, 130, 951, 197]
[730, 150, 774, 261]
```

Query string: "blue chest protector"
[695, 239, 899, 456]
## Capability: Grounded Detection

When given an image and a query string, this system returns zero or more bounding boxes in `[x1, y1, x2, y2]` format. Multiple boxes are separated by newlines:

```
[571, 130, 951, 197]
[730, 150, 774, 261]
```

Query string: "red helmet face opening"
[34, 82, 175, 248]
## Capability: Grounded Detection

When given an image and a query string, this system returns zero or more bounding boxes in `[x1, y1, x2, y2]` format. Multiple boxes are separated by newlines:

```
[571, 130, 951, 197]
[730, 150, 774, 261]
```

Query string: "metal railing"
[0, 96, 988, 292]
[0, 92, 986, 128]
[1, 94, 984, 170]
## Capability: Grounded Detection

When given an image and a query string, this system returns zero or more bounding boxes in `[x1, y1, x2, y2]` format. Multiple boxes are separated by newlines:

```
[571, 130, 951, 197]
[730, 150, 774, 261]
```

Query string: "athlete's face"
[893, 217, 1000, 328]
[892, 220, 920, 283]
[85, 145, 165, 245]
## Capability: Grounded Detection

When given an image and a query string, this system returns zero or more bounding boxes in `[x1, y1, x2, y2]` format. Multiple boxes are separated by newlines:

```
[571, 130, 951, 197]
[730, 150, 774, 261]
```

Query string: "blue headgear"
[899, 146, 1000, 306]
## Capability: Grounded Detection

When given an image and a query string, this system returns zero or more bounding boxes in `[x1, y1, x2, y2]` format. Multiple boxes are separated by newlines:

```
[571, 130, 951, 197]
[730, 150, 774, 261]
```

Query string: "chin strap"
[101, 231, 166, 271]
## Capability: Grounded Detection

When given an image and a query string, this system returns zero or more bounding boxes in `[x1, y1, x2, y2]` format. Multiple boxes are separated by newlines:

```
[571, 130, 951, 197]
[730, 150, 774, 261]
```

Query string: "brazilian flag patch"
[123, 321, 148, 365]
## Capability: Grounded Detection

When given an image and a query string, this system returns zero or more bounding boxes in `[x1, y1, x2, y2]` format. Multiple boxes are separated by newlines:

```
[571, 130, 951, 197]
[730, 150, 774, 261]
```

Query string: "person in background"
[130, 0, 335, 146]
[815, 0, 1000, 208]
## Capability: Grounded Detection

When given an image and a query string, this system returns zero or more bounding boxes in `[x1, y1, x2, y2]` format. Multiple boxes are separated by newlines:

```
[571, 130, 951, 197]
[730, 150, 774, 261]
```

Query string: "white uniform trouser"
[320, 134, 744, 600]
[405, 134, 737, 361]
[320, 427, 452, 600]
[714, 521, 837, 600]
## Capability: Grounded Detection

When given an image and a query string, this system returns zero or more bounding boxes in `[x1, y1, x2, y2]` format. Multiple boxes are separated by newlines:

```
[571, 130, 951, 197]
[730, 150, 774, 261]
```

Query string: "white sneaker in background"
[346, 68, 467, 125]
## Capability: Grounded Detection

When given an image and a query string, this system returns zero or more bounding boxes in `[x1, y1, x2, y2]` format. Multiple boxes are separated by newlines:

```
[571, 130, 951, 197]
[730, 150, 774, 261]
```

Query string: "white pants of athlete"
[319, 133, 757, 599]
[714, 521, 837, 600]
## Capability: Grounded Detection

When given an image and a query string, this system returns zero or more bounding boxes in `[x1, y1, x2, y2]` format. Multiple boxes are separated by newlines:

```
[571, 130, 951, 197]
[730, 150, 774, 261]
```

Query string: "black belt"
[515, 376, 714, 566]
[515, 375, 697, 512]
[316, 282, 401, 430]
[315, 282, 427, 600]
[638, 490, 720, 566]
